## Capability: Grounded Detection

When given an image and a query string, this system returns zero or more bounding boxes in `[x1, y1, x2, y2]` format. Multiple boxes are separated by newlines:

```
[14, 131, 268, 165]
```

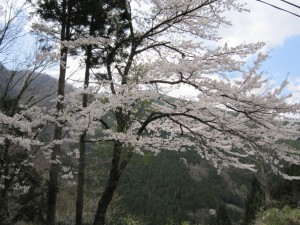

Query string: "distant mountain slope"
[0, 63, 73, 108]
[121, 151, 252, 225]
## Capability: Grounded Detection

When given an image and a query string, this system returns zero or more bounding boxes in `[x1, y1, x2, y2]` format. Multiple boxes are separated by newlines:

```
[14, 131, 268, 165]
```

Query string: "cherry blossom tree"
[49, 1, 300, 224]
[10, 0, 299, 224]
[68, 1, 130, 225]
[33, 1, 132, 224]
[0, 1, 56, 223]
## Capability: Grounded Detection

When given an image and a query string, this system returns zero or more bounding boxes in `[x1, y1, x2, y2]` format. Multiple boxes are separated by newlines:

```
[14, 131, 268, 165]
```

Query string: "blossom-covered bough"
[2, 0, 300, 225]
[54, 1, 300, 224]
[0, 59, 56, 224]
[53, 1, 300, 224]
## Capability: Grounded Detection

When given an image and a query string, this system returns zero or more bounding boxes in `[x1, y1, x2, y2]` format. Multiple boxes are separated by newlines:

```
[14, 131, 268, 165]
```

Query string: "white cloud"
[287, 77, 300, 103]
[219, 0, 300, 48]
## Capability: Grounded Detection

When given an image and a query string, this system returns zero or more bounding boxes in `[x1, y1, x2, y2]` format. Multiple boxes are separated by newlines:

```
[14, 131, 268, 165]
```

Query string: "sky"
[219, 0, 300, 101]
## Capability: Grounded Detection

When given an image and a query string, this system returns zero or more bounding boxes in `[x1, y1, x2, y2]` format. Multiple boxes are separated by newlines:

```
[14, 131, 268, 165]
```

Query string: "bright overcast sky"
[221, 0, 300, 46]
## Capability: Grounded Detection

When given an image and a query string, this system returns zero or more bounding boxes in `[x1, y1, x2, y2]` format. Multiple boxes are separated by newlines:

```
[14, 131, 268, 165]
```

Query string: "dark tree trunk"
[46, 51, 68, 225]
[75, 133, 87, 225]
[92, 140, 133, 225]
[47, 125, 63, 225]
[46, 0, 71, 224]
[257, 167, 272, 207]
[75, 44, 92, 225]
[0, 140, 11, 225]
[93, 142, 122, 225]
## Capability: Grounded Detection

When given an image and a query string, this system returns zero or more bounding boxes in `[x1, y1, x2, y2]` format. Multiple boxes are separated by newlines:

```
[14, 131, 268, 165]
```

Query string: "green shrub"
[255, 205, 300, 225]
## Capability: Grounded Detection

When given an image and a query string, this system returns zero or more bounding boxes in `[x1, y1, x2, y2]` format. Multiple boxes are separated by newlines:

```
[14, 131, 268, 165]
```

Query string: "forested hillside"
[117, 151, 250, 225]
[56, 142, 252, 225]
[63, 141, 300, 225]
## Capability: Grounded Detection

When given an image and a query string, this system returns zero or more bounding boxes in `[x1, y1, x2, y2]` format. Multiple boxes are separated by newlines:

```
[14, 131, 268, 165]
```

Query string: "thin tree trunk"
[0, 140, 11, 225]
[46, 44, 68, 225]
[93, 142, 122, 225]
[75, 44, 92, 225]
[47, 124, 63, 225]
[75, 133, 87, 225]
[257, 167, 272, 207]
[92, 141, 133, 225]
[46, 0, 70, 224]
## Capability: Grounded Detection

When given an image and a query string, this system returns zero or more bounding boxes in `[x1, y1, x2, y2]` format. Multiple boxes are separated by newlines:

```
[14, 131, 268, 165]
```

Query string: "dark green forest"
[72, 140, 300, 225]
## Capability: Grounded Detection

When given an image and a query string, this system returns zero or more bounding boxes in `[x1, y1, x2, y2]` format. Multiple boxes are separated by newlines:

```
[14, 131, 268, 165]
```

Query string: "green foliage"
[0, 154, 47, 225]
[242, 140, 300, 225]
[243, 177, 264, 225]
[12, 171, 47, 224]
[119, 151, 200, 224]
[214, 205, 232, 225]
[270, 165, 300, 207]
[123, 214, 143, 225]
[115, 151, 248, 225]
[255, 205, 300, 225]
[164, 218, 192, 225]
[82, 145, 251, 224]
[181, 221, 191, 225]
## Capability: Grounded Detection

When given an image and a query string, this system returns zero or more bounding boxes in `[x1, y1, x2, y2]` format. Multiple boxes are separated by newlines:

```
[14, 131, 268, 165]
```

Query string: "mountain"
[0, 63, 73, 109]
